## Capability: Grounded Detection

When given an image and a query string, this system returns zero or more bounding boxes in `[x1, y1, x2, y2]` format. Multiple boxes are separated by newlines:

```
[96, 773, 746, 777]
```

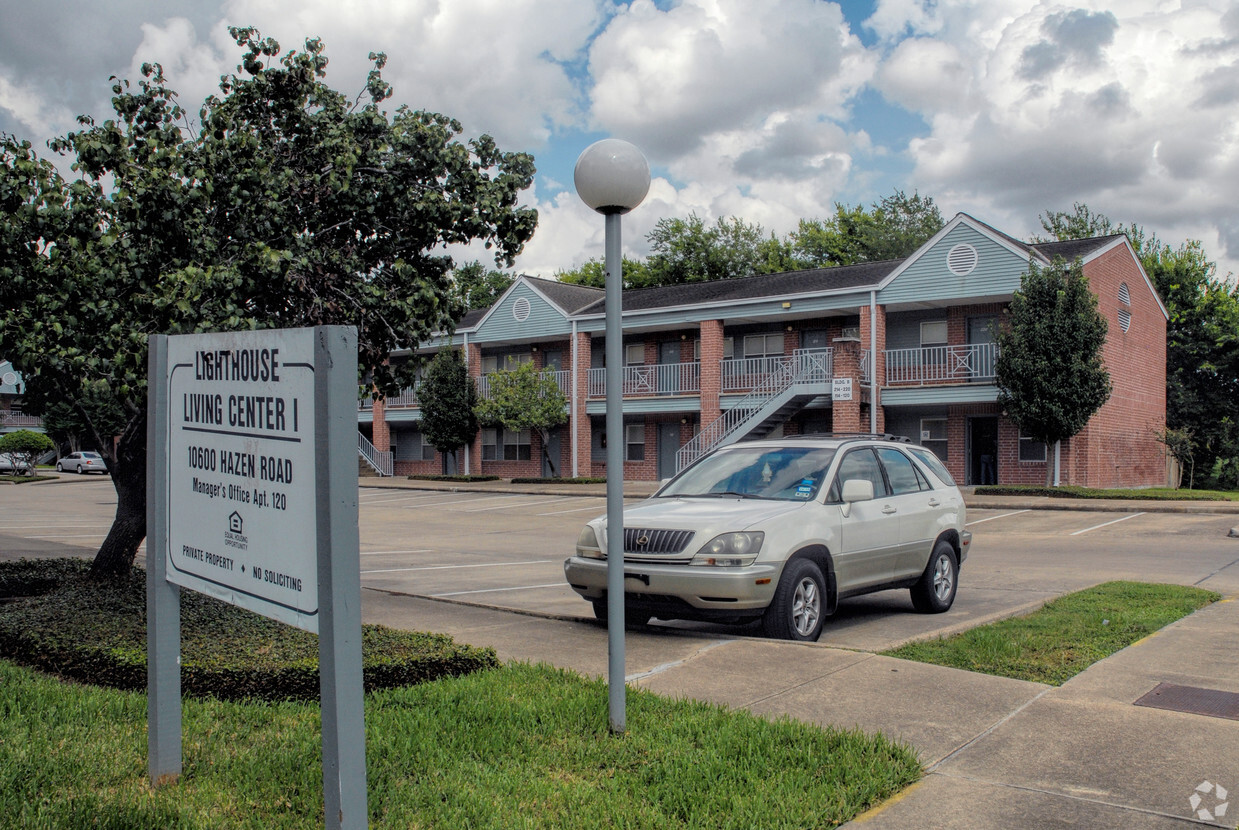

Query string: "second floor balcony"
[885, 343, 997, 386]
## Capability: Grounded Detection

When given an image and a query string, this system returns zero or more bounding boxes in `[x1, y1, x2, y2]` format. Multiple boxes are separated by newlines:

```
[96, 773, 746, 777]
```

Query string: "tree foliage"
[0, 429, 54, 473]
[995, 258, 1112, 485]
[0, 28, 537, 576]
[554, 189, 944, 292]
[474, 362, 567, 476]
[451, 260, 515, 313]
[416, 349, 479, 468]
[1037, 204, 1239, 486]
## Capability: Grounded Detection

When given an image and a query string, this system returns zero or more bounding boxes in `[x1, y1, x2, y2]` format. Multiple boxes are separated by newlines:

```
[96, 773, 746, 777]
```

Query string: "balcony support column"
[572, 329, 591, 478]
[699, 319, 723, 426]
[860, 297, 886, 433]
[466, 341, 483, 475]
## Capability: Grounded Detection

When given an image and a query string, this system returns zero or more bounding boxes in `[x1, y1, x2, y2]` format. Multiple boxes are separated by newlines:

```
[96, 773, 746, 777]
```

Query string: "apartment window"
[393, 429, 435, 462]
[743, 333, 784, 359]
[481, 353, 532, 374]
[920, 321, 948, 347]
[920, 418, 948, 462]
[1019, 432, 1047, 462]
[625, 423, 645, 462]
[625, 343, 645, 365]
[481, 428, 497, 461]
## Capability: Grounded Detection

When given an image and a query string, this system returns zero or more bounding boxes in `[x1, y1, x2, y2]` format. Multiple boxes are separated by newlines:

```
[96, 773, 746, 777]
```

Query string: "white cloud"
[890, 0, 1239, 272]
[0, 73, 75, 136]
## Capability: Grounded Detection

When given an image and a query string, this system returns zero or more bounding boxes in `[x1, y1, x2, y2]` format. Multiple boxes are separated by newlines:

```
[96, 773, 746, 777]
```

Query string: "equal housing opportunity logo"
[1189, 781, 1229, 823]
[224, 510, 248, 551]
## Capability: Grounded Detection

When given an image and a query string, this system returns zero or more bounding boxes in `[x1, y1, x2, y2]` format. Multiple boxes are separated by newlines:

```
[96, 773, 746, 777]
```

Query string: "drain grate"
[1134, 682, 1239, 720]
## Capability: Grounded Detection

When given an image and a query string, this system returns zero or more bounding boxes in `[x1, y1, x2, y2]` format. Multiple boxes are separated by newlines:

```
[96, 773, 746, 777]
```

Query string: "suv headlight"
[576, 525, 605, 559]
[690, 532, 763, 567]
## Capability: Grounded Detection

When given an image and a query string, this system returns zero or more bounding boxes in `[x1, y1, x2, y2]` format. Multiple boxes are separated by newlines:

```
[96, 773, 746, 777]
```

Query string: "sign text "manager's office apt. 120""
[165, 331, 319, 632]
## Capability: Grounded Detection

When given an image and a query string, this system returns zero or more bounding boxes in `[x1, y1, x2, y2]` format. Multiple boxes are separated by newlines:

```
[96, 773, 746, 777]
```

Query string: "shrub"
[0, 558, 498, 702]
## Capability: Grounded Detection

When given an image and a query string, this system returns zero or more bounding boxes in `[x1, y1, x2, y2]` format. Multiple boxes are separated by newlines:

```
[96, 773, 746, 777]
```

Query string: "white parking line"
[537, 503, 607, 516]
[359, 493, 467, 506]
[360, 549, 433, 556]
[362, 559, 553, 575]
[966, 509, 1031, 526]
[29, 533, 109, 539]
[461, 498, 573, 513]
[431, 582, 564, 598]
[1069, 512, 1146, 536]
[397, 495, 520, 509]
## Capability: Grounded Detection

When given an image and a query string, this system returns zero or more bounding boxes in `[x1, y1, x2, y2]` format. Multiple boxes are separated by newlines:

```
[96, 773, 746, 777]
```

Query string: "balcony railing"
[885, 343, 998, 385]
[480, 369, 570, 400]
[721, 350, 832, 393]
[587, 362, 701, 397]
[359, 386, 419, 410]
[0, 410, 43, 428]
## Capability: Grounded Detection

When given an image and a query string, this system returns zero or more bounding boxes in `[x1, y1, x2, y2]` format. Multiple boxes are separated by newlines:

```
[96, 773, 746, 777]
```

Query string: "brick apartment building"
[358, 213, 1169, 488]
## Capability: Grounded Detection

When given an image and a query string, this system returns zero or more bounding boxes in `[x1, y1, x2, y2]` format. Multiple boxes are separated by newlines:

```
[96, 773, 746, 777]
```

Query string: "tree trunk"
[88, 411, 147, 579]
[540, 429, 557, 478]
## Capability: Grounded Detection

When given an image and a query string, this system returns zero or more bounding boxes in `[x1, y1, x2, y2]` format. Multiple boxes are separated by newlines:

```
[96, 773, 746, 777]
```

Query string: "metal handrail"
[587, 362, 701, 397]
[357, 431, 393, 477]
[885, 343, 998, 385]
[675, 351, 830, 472]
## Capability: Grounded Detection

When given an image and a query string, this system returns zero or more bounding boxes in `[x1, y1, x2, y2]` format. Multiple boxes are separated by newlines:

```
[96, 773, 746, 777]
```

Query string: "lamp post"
[574, 139, 650, 734]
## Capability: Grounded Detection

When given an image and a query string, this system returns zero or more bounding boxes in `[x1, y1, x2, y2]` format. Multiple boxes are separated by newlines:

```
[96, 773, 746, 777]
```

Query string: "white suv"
[564, 434, 971, 641]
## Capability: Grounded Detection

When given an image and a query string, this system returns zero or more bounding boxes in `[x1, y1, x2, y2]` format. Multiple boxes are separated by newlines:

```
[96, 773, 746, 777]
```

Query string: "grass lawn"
[0, 659, 920, 829]
[883, 581, 1220, 685]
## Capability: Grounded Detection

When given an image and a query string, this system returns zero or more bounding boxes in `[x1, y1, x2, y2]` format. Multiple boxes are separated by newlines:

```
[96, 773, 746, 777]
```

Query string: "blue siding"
[879, 225, 1030, 306]
[474, 282, 573, 343]
[881, 385, 999, 406]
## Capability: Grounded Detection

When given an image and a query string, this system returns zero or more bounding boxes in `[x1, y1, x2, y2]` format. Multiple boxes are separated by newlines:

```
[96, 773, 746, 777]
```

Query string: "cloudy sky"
[2, 0, 1237, 279]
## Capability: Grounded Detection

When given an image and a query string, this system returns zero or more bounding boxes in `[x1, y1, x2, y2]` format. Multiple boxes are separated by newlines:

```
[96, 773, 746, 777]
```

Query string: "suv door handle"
[882, 505, 897, 514]
[927, 498, 941, 507]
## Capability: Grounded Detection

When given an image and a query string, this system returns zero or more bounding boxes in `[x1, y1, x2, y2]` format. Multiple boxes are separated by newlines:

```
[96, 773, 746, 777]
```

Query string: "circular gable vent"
[947, 243, 979, 276]
[512, 296, 531, 322]
[2, 372, 17, 387]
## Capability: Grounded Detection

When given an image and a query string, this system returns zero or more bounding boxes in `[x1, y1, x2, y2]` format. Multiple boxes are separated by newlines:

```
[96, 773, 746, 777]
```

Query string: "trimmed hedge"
[0, 558, 498, 702]
[974, 484, 1230, 501]
[406, 474, 500, 482]
[509, 476, 608, 485]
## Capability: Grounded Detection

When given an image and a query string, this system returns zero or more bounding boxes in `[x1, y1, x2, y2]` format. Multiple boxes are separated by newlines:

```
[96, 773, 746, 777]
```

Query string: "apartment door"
[967, 316, 997, 379]
[968, 416, 998, 485]
[657, 341, 680, 394]
[657, 422, 680, 480]
[541, 428, 562, 478]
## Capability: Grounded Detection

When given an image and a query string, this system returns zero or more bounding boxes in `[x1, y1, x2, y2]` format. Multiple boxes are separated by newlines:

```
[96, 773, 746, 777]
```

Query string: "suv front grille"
[623, 528, 694, 555]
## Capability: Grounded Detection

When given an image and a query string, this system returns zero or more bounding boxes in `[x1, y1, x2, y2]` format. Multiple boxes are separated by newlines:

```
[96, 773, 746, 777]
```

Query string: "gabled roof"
[573, 259, 897, 315]
[1029, 234, 1126, 263]
[531, 278, 604, 314]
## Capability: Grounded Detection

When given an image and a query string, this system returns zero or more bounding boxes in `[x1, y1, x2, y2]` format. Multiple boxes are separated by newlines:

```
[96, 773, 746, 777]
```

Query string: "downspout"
[1054, 440, 1061, 487]
[462, 331, 471, 476]
[869, 290, 878, 434]
[571, 321, 579, 478]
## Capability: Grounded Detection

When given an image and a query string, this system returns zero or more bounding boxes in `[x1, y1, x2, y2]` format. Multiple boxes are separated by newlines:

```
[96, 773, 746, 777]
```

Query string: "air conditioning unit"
[840, 326, 860, 339]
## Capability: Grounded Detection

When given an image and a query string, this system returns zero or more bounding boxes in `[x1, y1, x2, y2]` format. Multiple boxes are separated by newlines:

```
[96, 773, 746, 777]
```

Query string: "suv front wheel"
[911, 540, 958, 613]
[762, 559, 827, 641]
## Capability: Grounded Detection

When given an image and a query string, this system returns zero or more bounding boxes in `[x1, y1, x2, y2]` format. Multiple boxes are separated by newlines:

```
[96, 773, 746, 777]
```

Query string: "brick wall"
[1077, 245, 1168, 487]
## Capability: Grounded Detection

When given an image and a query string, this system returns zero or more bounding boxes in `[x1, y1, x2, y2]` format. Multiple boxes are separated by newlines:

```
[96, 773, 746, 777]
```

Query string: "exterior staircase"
[675, 350, 832, 472]
[358, 431, 393, 477]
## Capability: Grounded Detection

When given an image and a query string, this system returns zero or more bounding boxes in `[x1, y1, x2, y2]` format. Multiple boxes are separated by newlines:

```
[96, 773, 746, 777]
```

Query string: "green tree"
[452, 260, 515, 313]
[556, 256, 652, 290]
[0, 429, 54, 474]
[995, 258, 1113, 485]
[417, 349, 479, 470]
[645, 214, 768, 285]
[29, 390, 128, 456]
[474, 362, 568, 476]
[780, 190, 944, 270]
[0, 28, 537, 577]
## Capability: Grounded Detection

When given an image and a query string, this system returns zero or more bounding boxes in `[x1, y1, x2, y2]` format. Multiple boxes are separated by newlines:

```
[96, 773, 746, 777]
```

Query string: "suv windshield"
[660, 446, 837, 501]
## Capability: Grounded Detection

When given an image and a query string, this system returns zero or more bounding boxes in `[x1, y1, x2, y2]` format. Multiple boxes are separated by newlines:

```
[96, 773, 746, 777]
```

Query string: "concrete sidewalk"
[363, 588, 1239, 828]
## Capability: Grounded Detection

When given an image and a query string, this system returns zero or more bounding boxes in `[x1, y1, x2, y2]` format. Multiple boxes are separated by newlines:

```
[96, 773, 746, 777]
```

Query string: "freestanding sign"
[165, 329, 320, 631]
[147, 326, 366, 830]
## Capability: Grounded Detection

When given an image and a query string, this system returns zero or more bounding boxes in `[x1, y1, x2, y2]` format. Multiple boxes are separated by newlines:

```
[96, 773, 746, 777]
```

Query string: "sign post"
[147, 326, 366, 829]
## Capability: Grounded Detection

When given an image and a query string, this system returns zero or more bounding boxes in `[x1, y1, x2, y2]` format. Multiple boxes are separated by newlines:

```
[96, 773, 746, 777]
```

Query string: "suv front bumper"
[563, 556, 781, 614]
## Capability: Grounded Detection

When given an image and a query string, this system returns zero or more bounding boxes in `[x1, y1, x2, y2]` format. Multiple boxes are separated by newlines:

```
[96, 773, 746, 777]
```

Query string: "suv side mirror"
[840, 478, 874, 518]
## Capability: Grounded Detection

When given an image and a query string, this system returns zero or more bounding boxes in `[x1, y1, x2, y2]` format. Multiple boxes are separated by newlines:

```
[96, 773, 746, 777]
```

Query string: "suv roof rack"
[764, 432, 913, 444]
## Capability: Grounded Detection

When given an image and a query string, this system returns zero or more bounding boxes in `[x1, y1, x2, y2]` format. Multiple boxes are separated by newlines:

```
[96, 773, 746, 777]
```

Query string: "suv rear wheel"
[910, 540, 958, 613]
[762, 559, 827, 641]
